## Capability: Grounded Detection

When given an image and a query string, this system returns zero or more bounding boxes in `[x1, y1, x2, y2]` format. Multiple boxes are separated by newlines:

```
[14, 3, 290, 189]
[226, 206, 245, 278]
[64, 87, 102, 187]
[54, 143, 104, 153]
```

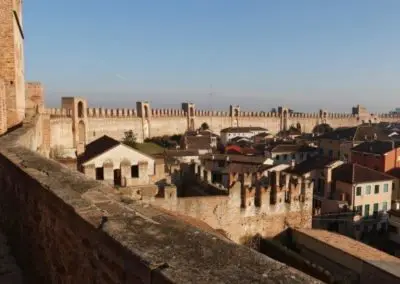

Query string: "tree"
[122, 130, 137, 148]
[200, 122, 210, 130]
[313, 123, 333, 135]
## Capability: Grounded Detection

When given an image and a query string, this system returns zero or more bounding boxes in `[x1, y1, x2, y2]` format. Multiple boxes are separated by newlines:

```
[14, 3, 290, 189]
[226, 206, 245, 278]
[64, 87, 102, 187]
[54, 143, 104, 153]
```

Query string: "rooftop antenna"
[209, 84, 214, 132]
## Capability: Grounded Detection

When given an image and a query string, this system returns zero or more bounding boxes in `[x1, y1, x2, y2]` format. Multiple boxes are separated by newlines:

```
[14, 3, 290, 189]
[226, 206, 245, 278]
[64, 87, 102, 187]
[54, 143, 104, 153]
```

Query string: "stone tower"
[278, 106, 289, 131]
[230, 105, 240, 127]
[0, 0, 26, 134]
[136, 101, 151, 140]
[182, 102, 195, 131]
[61, 97, 88, 154]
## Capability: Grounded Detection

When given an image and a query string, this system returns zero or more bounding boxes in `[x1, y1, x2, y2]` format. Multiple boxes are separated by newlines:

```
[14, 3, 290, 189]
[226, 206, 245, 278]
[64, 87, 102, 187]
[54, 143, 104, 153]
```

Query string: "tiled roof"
[266, 144, 318, 154]
[318, 125, 389, 141]
[294, 229, 400, 278]
[184, 136, 212, 150]
[332, 163, 395, 184]
[77, 135, 120, 165]
[386, 168, 400, 179]
[201, 154, 266, 164]
[221, 127, 267, 133]
[165, 150, 200, 157]
[284, 156, 335, 176]
[352, 140, 400, 155]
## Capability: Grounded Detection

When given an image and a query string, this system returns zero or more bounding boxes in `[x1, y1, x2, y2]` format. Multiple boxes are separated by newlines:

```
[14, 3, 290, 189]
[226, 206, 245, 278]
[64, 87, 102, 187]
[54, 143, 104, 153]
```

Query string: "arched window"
[78, 101, 84, 118]
[144, 105, 149, 118]
[190, 107, 194, 117]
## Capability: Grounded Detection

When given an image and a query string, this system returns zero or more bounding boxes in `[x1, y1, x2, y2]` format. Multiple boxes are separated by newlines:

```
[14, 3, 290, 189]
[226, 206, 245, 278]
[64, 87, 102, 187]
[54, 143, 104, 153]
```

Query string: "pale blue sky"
[24, 0, 400, 112]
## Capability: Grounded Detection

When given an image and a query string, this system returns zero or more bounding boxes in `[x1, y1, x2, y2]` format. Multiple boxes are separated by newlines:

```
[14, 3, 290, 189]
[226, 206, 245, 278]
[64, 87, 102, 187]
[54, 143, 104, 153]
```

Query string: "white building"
[220, 127, 268, 144]
[264, 144, 319, 165]
[77, 135, 164, 187]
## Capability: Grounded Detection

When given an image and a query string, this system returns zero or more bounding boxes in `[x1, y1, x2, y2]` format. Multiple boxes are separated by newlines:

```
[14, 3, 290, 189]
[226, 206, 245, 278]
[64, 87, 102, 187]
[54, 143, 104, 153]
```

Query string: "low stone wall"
[0, 116, 321, 283]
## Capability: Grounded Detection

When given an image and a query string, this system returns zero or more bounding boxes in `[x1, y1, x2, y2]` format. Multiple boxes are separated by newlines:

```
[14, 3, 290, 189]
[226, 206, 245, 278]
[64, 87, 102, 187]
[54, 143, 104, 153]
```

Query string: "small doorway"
[114, 169, 121, 186]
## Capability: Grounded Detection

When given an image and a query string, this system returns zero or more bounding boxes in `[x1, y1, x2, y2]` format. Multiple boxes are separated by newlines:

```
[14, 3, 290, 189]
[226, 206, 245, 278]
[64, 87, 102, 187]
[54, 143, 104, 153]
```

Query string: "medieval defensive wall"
[43, 95, 400, 157]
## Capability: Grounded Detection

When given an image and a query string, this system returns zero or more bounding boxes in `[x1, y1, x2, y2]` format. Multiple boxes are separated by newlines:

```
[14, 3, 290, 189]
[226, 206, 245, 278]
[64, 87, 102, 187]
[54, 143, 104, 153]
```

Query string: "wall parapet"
[0, 115, 319, 283]
[45, 108, 72, 117]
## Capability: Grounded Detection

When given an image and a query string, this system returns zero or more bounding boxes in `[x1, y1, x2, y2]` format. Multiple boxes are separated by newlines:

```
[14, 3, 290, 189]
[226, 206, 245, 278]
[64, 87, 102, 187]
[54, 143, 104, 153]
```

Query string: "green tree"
[200, 122, 210, 130]
[122, 130, 137, 148]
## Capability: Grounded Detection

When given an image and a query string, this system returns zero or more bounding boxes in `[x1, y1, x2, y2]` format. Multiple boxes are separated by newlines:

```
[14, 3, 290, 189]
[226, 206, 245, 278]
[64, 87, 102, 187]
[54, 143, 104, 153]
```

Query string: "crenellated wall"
[135, 167, 314, 243]
[47, 99, 400, 155]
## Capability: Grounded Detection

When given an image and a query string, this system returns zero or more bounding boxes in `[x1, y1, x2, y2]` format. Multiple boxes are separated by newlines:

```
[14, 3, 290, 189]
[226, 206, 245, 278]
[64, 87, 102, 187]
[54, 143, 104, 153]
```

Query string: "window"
[300, 153, 304, 160]
[382, 202, 388, 212]
[276, 155, 280, 160]
[356, 186, 362, 196]
[366, 185, 371, 195]
[373, 203, 379, 213]
[131, 165, 139, 178]
[384, 183, 389, 193]
[374, 185, 379, 194]
[283, 154, 288, 160]
[328, 150, 333, 158]
[95, 167, 104, 180]
[291, 154, 296, 159]
[364, 204, 370, 217]
[356, 205, 363, 214]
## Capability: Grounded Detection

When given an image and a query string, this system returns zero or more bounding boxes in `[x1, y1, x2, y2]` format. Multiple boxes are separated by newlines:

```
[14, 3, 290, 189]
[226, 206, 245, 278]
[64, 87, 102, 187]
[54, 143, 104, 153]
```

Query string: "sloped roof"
[77, 135, 120, 165]
[284, 156, 335, 176]
[184, 136, 212, 150]
[318, 125, 389, 141]
[352, 140, 400, 155]
[386, 168, 400, 179]
[221, 127, 267, 133]
[266, 144, 318, 154]
[332, 163, 394, 184]
[78, 135, 155, 165]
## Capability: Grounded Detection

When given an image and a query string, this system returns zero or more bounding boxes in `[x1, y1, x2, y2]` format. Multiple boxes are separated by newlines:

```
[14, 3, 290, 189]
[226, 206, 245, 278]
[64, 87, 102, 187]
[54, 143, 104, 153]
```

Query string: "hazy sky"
[24, 0, 400, 112]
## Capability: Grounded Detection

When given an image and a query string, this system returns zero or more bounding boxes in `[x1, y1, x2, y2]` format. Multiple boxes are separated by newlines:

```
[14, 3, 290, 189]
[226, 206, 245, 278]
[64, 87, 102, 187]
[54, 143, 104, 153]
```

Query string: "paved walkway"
[0, 233, 23, 284]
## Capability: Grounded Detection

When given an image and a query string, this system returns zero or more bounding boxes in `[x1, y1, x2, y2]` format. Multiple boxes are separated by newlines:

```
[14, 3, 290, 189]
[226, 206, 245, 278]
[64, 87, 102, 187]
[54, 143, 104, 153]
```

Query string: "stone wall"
[47, 101, 400, 156]
[0, 0, 25, 129]
[0, 115, 321, 283]
[140, 169, 313, 243]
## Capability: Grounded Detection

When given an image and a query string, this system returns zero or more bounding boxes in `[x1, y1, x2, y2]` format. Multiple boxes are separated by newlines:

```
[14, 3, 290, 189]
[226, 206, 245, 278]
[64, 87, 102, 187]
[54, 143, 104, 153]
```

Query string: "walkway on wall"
[0, 232, 23, 284]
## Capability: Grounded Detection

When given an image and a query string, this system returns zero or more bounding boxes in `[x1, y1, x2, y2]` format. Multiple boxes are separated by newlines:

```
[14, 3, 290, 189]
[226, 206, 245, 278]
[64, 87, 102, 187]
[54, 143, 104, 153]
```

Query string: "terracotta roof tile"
[332, 163, 395, 184]
[352, 140, 400, 155]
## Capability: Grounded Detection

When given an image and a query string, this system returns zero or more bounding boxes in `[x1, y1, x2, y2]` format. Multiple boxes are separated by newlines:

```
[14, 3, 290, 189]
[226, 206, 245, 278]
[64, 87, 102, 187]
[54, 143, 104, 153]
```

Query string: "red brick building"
[351, 141, 400, 172]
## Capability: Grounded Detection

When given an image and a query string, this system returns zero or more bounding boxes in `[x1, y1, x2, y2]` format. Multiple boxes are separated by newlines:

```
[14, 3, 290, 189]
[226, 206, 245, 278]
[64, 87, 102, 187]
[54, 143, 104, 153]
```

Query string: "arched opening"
[78, 120, 86, 144]
[234, 109, 239, 117]
[190, 107, 194, 117]
[78, 101, 84, 118]
[296, 122, 301, 132]
[190, 118, 195, 131]
[144, 105, 149, 118]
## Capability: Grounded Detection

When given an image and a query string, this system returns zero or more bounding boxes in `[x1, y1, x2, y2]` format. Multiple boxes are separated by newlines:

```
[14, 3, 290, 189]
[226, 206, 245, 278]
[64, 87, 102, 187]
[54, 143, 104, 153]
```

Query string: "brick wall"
[0, 78, 6, 134]
[25, 81, 44, 116]
[0, 115, 321, 283]
[0, 0, 25, 128]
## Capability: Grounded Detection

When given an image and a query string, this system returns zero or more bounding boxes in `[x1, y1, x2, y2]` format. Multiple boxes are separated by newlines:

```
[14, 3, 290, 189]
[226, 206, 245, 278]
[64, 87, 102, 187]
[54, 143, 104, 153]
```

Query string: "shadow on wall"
[253, 230, 337, 284]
